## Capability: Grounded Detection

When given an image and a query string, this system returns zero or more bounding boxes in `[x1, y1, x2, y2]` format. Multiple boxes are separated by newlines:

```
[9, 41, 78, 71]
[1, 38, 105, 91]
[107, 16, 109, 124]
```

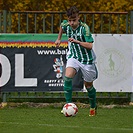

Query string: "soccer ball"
[62, 103, 78, 117]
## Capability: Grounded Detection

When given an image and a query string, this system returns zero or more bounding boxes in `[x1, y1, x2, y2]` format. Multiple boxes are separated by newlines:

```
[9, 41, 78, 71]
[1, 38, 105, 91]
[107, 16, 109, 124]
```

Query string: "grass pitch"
[0, 105, 133, 133]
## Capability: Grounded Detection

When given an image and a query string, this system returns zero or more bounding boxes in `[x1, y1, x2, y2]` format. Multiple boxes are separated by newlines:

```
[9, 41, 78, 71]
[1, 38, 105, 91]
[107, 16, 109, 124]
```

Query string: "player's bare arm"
[55, 26, 63, 47]
[68, 38, 93, 50]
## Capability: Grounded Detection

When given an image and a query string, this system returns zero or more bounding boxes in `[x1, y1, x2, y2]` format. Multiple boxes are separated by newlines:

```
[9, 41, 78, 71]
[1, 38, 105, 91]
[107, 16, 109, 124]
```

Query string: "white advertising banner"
[0, 34, 132, 93]
[92, 34, 132, 92]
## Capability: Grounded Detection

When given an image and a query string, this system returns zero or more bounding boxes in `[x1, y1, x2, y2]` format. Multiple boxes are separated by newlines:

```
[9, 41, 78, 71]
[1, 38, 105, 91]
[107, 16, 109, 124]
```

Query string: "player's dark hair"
[66, 6, 79, 18]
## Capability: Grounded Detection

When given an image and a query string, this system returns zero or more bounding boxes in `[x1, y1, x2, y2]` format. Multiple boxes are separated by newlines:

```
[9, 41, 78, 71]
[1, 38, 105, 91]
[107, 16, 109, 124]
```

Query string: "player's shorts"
[66, 58, 98, 82]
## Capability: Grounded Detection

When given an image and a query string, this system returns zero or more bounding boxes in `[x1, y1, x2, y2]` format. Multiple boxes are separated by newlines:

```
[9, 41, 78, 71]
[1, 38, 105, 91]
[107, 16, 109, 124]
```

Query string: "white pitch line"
[0, 121, 79, 128]
[0, 121, 133, 131]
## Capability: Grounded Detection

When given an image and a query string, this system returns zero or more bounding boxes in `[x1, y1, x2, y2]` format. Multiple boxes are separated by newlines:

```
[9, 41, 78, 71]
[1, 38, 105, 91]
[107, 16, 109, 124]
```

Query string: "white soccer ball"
[62, 103, 78, 117]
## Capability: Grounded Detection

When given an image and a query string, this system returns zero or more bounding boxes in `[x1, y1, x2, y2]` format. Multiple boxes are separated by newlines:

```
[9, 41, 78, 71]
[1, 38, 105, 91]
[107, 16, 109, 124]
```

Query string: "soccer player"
[55, 6, 98, 116]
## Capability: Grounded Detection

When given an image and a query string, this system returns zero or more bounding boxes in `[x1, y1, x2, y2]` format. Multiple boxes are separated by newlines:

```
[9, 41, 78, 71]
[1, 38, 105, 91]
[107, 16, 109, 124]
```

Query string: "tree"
[0, 0, 132, 33]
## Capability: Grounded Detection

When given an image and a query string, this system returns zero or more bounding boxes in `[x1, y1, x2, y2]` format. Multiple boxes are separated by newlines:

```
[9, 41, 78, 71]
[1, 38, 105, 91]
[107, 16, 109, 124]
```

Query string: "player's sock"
[87, 86, 96, 108]
[64, 76, 72, 103]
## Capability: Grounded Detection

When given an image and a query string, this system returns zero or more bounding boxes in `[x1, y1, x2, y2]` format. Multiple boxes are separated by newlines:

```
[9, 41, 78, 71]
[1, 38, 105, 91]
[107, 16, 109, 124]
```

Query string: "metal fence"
[0, 10, 133, 33]
[0, 10, 133, 102]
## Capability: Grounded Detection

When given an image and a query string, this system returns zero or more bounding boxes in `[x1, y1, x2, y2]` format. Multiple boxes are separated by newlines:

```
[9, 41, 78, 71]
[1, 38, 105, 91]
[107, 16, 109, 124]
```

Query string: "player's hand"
[55, 39, 61, 47]
[68, 38, 80, 44]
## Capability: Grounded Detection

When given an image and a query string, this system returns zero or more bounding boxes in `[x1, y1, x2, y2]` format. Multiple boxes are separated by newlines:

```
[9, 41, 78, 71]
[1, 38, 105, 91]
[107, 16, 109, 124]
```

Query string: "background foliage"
[1, 0, 133, 12]
[0, 0, 133, 33]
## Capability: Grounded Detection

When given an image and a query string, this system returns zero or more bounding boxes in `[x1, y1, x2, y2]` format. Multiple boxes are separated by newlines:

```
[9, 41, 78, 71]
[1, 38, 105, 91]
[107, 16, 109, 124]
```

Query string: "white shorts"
[66, 58, 98, 82]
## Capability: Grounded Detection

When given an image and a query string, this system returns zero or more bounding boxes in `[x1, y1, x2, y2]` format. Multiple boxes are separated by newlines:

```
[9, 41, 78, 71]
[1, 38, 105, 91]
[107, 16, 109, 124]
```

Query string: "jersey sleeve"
[60, 20, 68, 33]
[83, 24, 94, 43]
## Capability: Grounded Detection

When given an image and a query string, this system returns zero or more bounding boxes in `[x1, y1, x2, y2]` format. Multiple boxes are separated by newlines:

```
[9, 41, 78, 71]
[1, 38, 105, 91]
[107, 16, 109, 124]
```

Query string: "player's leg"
[64, 67, 76, 103]
[85, 82, 96, 108]
[81, 64, 98, 116]
[85, 81, 97, 116]
[61, 58, 79, 113]
[63, 58, 79, 103]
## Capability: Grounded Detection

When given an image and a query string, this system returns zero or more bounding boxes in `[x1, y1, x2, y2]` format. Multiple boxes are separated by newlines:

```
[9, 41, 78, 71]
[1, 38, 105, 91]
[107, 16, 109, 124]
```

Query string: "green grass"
[0, 106, 133, 133]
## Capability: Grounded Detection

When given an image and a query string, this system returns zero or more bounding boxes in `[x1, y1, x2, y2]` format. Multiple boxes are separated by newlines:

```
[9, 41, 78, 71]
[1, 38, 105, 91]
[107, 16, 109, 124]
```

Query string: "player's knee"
[86, 86, 94, 92]
[84, 81, 93, 89]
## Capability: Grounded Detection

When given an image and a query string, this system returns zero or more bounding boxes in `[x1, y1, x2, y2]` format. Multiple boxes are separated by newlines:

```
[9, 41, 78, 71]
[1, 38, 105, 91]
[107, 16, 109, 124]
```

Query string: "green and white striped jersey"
[61, 20, 96, 65]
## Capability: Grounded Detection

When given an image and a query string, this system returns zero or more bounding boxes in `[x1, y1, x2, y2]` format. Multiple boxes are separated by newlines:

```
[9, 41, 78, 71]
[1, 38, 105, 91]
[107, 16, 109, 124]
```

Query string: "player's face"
[68, 15, 79, 30]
